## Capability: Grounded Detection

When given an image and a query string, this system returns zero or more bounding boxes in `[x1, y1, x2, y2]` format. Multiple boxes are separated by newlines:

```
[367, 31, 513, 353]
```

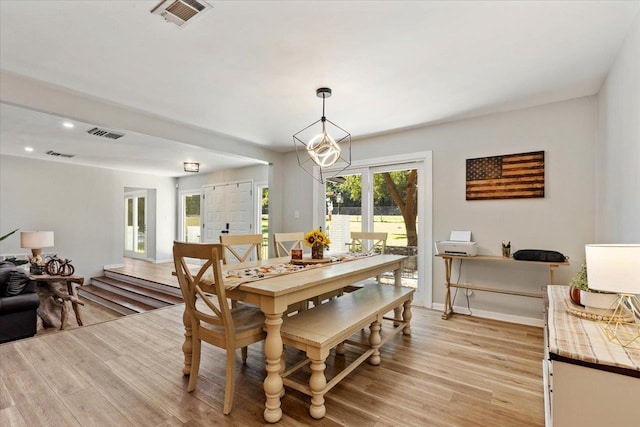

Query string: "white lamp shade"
[585, 244, 640, 294]
[20, 231, 54, 249]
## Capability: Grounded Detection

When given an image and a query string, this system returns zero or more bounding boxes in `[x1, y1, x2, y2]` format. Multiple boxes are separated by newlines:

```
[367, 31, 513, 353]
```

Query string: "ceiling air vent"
[46, 150, 75, 159]
[150, 0, 212, 27]
[87, 127, 125, 140]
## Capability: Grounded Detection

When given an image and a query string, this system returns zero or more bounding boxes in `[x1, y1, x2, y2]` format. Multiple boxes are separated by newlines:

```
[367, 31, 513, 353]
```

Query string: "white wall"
[0, 155, 177, 278]
[281, 97, 598, 321]
[596, 12, 640, 242]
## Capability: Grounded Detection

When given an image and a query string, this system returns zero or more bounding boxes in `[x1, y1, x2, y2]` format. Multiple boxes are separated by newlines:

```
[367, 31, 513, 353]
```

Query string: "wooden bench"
[280, 284, 414, 419]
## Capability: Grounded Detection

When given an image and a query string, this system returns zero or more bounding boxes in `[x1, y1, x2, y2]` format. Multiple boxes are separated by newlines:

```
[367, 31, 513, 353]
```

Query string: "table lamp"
[585, 244, 640, 349]
[20, 231, 54, 263]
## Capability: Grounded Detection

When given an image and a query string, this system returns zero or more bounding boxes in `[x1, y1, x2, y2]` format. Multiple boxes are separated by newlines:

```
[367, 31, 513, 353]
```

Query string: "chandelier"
[293, 87, 351, 184]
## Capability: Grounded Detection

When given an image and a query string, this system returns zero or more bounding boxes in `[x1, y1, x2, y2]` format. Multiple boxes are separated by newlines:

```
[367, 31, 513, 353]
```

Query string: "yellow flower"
[304, 228, 331, 248]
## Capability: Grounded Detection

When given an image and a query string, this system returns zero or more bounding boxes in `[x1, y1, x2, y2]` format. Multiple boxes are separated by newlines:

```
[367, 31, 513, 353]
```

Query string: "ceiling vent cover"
[87, 127, 125, 140]
[46, 150, 75, 159]
[151, 0, 212, 27]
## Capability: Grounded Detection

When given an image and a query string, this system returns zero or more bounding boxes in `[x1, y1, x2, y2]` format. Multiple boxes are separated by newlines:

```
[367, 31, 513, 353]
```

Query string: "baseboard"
[153, 258, 173, 264]
[431, 303, 544, 327]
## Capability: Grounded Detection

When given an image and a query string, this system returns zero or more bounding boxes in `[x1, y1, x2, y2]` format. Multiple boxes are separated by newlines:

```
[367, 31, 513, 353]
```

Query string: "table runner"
[223, 251, 377, 290]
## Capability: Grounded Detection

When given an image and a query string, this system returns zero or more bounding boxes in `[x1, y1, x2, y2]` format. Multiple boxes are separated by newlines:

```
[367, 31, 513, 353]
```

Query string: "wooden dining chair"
[345, 231, 389, 291]
[272, 232, 311, 313]
[350, 231, 388, 256]
[172, 241, 266, 415]
[273, 232, 305, 257]
[219, 234, 263, 264]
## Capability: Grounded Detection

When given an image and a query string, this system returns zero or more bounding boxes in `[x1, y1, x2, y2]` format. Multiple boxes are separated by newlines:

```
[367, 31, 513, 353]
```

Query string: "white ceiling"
[1, 0, 639, 176]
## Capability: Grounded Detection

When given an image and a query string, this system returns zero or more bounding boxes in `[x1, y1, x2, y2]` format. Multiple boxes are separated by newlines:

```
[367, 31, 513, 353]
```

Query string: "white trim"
[431, 303, 544, 327]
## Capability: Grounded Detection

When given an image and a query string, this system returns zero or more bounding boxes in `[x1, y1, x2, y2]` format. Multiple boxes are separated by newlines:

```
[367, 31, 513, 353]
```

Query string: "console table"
[30, 274, 85, 330]
[436, 254, 569, 319]
[544, 286, 639, 426]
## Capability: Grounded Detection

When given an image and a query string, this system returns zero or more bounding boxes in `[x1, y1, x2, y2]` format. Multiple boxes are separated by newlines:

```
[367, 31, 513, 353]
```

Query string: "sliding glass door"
[325, 172, 362, 253]
[323, 164, 420, 289]
[372, 166, 419, 287]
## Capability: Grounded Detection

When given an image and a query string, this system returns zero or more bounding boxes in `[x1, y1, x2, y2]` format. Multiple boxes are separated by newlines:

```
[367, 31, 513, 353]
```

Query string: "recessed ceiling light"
[63, 122, 74, 128]
[24, 147, 34, 152]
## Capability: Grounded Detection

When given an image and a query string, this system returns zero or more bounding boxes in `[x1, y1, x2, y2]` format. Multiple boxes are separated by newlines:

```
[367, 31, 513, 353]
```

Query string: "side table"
[435, 254, 569, 319]
[30, 274, 85, 330]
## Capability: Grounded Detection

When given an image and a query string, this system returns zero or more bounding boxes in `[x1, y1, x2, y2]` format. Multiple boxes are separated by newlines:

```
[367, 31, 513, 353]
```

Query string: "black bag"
[512, 249, 567, 263]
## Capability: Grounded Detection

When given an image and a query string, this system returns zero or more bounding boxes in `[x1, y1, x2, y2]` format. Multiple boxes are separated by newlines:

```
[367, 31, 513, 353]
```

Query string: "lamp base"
[30, 248, 43, 264]
[599, 294, 640, 349]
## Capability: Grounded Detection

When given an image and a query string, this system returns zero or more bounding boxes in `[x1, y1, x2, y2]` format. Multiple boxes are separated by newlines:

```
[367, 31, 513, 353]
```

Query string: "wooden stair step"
[87, 279, 170, 309]
[91, 276, 183, 305]
[79, 285, 161, 314]
[104, 270, 181, 298]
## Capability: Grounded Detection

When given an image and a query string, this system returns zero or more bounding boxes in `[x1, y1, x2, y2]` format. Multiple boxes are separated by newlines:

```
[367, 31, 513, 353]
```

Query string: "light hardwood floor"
[36, 299, 122, 337]
[1, 301, 544, 426]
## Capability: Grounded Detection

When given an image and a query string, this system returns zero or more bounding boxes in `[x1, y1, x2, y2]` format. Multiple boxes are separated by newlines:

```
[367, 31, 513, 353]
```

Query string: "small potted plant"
[569, 263, 617, 310]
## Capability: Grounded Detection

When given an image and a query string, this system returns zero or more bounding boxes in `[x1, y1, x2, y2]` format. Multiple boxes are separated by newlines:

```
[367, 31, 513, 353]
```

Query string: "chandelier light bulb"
[307, 121, 341, 167]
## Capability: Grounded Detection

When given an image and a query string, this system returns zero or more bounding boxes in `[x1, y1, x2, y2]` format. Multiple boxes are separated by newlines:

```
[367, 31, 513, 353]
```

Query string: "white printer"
[435, 231, 478, 257]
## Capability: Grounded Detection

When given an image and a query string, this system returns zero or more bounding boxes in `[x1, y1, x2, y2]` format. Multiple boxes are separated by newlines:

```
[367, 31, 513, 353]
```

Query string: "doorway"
[317, 152, 432, 307]
[325, 166, 419, 287]
[256, 182, 269, 259]
[124, 190, 147, 259]
[179, 190, 201, 243]
[202, 181, 256, 261]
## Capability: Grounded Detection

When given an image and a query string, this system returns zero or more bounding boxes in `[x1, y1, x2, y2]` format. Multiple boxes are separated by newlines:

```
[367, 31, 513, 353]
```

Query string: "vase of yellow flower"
[311, 244, 324, 260]
[305, 227, 331, 260]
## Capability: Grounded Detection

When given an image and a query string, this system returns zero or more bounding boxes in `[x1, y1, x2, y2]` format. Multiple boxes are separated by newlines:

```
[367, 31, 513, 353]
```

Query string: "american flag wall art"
[466, 151, 545, 200]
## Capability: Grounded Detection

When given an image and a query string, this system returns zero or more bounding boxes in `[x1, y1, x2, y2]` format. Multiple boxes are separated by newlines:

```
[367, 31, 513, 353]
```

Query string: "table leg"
[442, 258, 453, 319]
[368, 319, 382, 366]
[263, 312, 284, 423]
[308, 358, 327, 419]
[60, 300, 69, 330]
[393, 267, 402, 323]
[402, 296, 413, 335]
[66, 280, 84, 326]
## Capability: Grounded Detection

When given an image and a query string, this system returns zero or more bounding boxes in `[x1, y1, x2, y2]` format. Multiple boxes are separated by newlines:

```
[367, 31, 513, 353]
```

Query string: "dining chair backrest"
[173, 242, 232, 336]
[273, 232, 305, 257]
[350, 231, 388, 255]
[220, 234, 263, 264]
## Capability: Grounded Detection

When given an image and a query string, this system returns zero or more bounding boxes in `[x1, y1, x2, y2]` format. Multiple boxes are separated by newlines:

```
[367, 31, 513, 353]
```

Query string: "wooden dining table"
[179, 253, 407, 423]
